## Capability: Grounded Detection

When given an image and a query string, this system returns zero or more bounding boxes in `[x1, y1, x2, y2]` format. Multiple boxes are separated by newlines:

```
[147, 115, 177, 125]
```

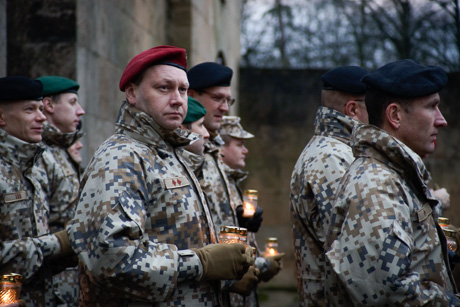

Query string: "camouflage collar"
[42, 121, 84, 148]
[0, 129, 45, 171]
[115, 101, 198, 148]
[223, 164, 248, 182]
[351, 124, 431, 184]
[179, 148, 205, 172]
[314, 106, 360, 145]
[205, 133, 224, 154]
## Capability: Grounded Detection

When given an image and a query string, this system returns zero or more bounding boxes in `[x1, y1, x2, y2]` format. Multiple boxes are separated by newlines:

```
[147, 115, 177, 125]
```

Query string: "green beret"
[37, 76, 80, 96]
[184, 97, 206, 124]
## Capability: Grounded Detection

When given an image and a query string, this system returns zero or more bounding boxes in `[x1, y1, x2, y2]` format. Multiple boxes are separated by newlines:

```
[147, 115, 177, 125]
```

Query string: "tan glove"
[54, 230, 74, 257]
[259, 253, 285, 282]
[193, 243, 252, 281]
[229, 266, 260, 296]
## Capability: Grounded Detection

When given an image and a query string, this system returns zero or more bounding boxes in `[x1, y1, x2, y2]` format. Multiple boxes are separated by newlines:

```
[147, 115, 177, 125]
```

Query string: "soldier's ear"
[344, 100, 359, 118]
[43, 97, 54, 114]
[385, 102, 402, 129]
[0, 108, 5, 127]
[125, 83, 137, 106]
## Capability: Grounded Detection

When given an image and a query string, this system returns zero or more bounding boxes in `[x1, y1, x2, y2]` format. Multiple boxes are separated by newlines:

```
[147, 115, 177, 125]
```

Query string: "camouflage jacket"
[289, 106, 359, 306]
[325, 124, 459, 306]
[40, 121, 83, 232]
[0, 129, 62, 306]
[224, 165, 263, 307]
[202, 134, 237, 234]
[67, 102, 218, 306]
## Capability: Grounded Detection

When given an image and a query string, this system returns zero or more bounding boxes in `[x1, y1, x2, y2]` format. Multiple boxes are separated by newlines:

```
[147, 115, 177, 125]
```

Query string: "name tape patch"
[4, 191, 28, 203]
[164, 176, 190, 189]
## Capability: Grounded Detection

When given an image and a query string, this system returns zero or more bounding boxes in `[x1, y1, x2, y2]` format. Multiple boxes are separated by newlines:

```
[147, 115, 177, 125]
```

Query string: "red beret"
[119, 45, 187, 91]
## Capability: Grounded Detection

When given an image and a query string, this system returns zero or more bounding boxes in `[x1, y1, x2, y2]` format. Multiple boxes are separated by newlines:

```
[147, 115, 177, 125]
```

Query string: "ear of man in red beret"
[119, 45, 187, 91]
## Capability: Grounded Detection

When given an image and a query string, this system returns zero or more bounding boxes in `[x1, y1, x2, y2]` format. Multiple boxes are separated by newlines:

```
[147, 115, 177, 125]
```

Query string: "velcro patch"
[164, 176, 189, 189]
[4, 191, 28, 203]
[417, 203, 432, 222]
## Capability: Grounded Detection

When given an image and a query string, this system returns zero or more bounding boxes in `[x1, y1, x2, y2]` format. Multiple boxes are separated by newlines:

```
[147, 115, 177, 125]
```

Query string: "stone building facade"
[0, 0, 242, 161]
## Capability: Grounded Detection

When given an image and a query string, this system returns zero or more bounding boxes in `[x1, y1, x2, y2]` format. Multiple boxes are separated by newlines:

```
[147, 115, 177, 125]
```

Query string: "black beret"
[0, 76, 43, 101]
[361, 59, 447, 98]
[37, 76, 80, 96]
[187, 62, 233, 90]
[321, 66, 369, 94]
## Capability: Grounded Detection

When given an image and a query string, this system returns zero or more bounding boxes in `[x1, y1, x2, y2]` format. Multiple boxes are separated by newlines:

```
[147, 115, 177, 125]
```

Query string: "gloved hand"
[229, 266, 260, 296]
[193, 243, 252, 281]
[449, 250, 460, 270]
[54, 230, 74, 257]
[236, 206, 263, 232]
[259, 253, 285, 282]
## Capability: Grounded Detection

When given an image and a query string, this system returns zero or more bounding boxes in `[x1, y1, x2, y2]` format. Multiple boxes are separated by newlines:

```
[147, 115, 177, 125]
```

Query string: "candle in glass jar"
[242, 189, 258, 217]
[0, 273, 23, 305]
[219, 226, 241, 244]
[264, 237, 279, 257]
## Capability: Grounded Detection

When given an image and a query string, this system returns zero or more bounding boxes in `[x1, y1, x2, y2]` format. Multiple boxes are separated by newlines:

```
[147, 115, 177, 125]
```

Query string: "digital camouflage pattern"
[325, 124, 459, 306]
[289, 106, 359, 306]
[41, 121, 83, 232]
[0, 129, 62, 306]
[180, 143, 257, 306]
[67, 102, 219, 306]
[40, 121, 84, 306]
[202, 134, 236, 235]
[225, 165, 264, 307]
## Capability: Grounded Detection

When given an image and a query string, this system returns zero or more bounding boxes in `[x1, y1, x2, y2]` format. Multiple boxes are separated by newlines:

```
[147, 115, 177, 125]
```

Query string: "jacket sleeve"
[67, 144, 203, 302]
[326, 171, 460, 306]
[0, 235, 61, 280]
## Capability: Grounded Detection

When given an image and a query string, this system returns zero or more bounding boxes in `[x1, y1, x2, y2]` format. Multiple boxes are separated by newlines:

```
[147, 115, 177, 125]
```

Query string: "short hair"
[366, 88, 413, 127]
[321, 90, 365, 112]
[221, 134, 233, 145]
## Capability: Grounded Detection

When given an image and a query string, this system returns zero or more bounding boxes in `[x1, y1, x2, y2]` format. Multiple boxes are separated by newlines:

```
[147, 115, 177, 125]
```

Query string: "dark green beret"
[183, 96, 207, 124]
[37, 76, 80, 96]
[187, 62, 233, 90]
[0, 76, 43, 101]
[361, 59, 447, 98]
[321, 66, 369, 94]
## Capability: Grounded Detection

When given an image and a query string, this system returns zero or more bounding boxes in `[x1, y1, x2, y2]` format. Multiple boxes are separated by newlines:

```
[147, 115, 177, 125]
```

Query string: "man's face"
[47, 93, 85, 132]
[193, 86, 231, 132]
[397, 93, 447, 159]
[127, 65, 188, 130]
[0, 100, 46, 143]
[221, 137, 248, 169]
[182, 117, 209, 155]
[67, 140, 83, 164]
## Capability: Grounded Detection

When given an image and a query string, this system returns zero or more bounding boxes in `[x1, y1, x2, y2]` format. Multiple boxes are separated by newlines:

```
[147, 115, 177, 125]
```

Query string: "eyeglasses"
[201, 90, 236, 106]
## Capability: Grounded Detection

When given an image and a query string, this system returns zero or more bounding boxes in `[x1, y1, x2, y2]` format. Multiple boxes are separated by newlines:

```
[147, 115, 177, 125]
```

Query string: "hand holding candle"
[242, 190, 258, 217]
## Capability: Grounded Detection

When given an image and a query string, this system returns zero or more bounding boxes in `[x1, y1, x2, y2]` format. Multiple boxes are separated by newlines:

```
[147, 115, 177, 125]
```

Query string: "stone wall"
[2, 0, 242, 163]
[239, 67, 460, 295]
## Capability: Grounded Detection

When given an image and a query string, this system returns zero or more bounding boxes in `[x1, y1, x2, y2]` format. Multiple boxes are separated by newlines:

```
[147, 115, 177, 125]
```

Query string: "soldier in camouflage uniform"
[179, 99, 261, 304]
[37, 75, 86, 306]
[0, 76, 75, 306]
[289, 66, 369, 306]
[220, 116, 285, 307]
[187, 64, 262, 305]
[66, 46, 253, 306]
[325, 59, 460, 305]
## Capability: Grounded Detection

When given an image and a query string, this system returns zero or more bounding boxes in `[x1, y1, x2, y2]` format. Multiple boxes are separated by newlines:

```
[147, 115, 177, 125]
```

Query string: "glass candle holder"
[219, 226, 241, 244]
[444, 228, 458, 252]
[0, 273, 23, 305]
[264, 237, 279, 257]
[242, 189, 258, 218]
